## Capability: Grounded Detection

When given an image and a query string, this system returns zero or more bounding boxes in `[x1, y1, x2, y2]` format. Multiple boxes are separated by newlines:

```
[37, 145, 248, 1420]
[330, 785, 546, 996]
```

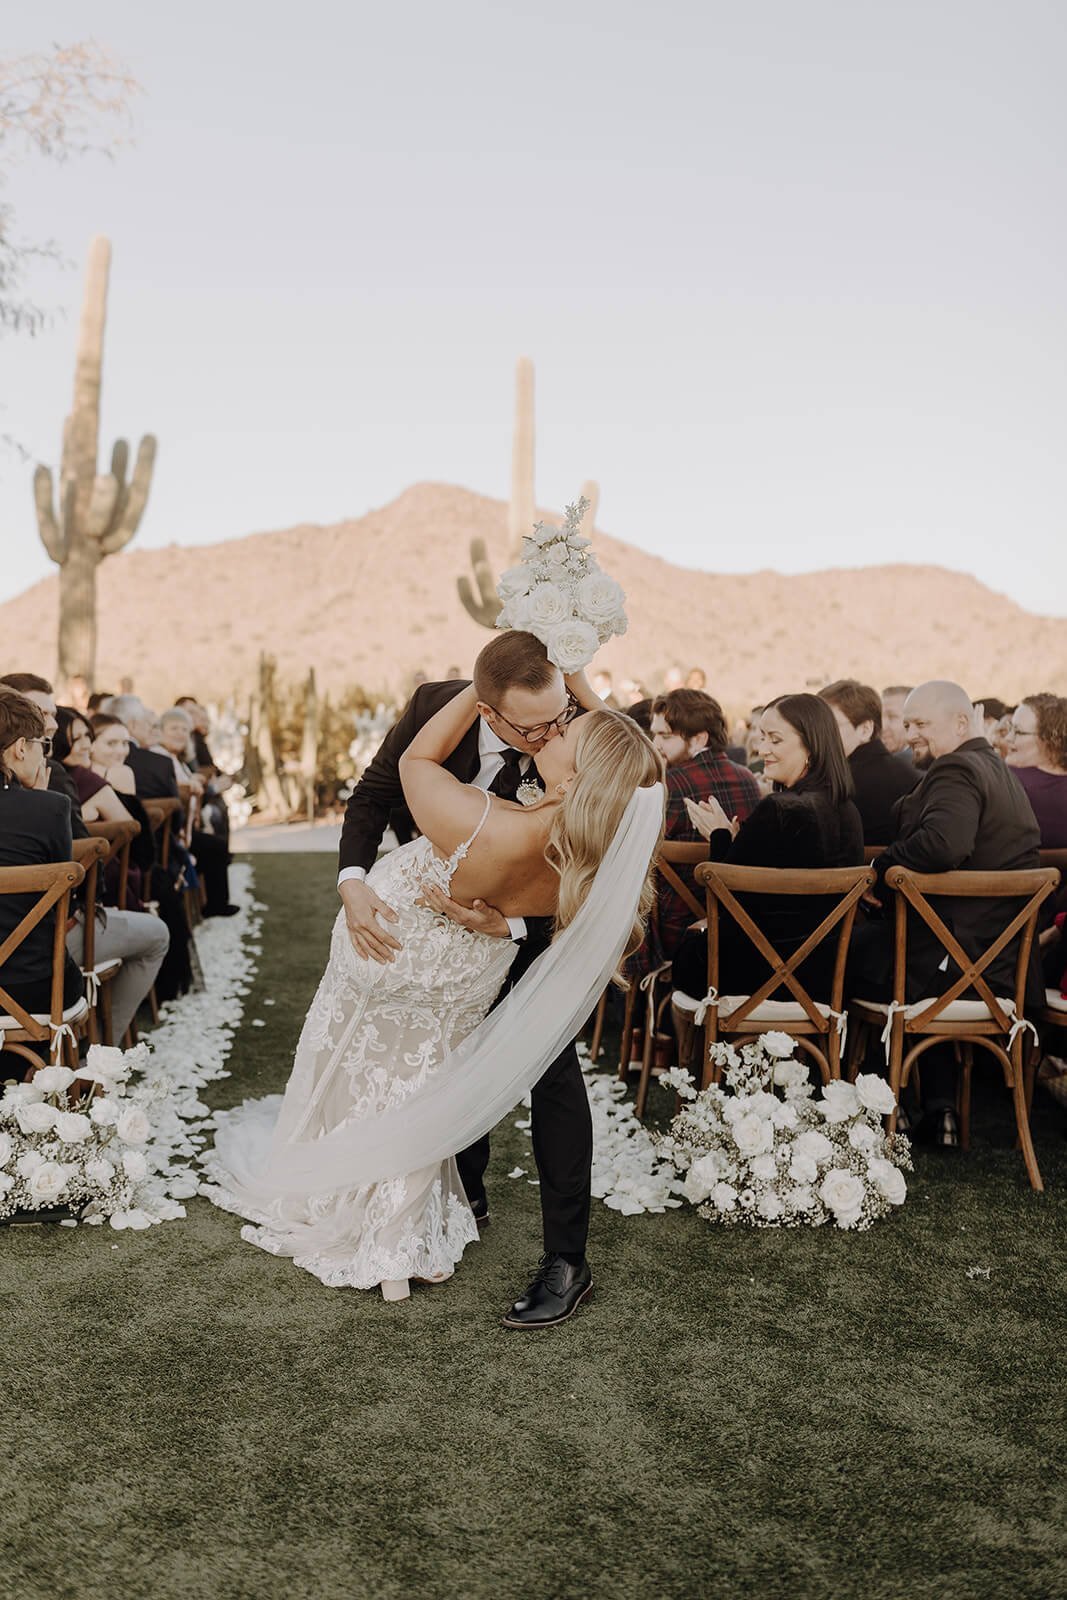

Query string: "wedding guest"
[673, 694, 863, 1002]
[89, 713, 137, 796]
[636, 689, 759, 974]
[1006, 694, 1067, 848]
[625, 698, 653, 735]
[662, 667, 685, 693]
[87, 691, 112, 714]
[685, 667, 707, 691]
[881, 686, 913, 757]
[51, 708, 171, 1041]
[154, 706, 205, 795]
[818, 678, 919, 844]
[0, 672, 86, 833]
[0, 689, 85, 1023]
[976, 696, 1014, 759]
[849, 681, 1041, 1146]
[174, 699, 231, 837]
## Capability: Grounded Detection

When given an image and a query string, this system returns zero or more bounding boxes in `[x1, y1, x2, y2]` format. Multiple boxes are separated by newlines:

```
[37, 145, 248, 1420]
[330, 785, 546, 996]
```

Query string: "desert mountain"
[3, 482, 1064, 711]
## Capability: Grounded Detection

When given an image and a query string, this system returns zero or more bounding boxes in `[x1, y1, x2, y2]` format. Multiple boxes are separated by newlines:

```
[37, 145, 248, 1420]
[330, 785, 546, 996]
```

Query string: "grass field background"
[2, 851, 1065, 1600]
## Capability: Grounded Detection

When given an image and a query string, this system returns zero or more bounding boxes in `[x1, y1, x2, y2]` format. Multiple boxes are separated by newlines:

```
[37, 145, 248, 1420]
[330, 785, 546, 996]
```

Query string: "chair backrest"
[71, 837, 110, 970]
[863, 845, 880, 864]
[0, 860, 85, 1034]
[655, 841, 709, 923]
[695, 861, 875, 1028]
[142, 796, 182, 868]
[85, 818, 141, 910]
[883, 864, 1061, 1031]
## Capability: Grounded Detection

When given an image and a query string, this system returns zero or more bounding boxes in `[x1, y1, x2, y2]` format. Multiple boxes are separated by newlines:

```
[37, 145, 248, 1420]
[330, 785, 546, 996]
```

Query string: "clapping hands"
[683, 794, 739, 841]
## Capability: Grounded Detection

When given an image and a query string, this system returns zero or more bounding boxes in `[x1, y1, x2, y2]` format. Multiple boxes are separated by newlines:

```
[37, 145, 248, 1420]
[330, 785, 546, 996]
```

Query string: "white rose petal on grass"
[542, 619, 601, 674]
[122, 1150, 149, 1182]
[507, 1167, 526, 1179]
[819, 1169, 867, 1229]
[762, 1031, 797, 1059]
[27, 1161, 68, 1204]
[854, 1073, 897, 1116]
[867, 1156, 907, 1205]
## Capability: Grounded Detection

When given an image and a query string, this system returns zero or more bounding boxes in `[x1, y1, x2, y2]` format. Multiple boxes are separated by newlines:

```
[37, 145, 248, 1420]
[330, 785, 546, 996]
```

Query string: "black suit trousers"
[455, 932, 592, 1256]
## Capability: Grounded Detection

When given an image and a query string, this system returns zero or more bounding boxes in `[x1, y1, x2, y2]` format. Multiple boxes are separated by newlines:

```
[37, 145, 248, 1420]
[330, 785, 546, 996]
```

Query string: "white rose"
[86, 1158, 116, 1187]
[17, 1102, 58, 1136]
[867, 1156, 907, 1205]
[819, 1080, 862, 1124]
[3, 1082, 46, 1106]
[27, 1161, 68, 1203]
[122, 1150, 148, 1182]
[788, 1151, 818, 1185]
[762, 1031, 797, 1059]
[32, 1065, 76, 1095]
[0, 1172, 13, 1194]
[542, 619, 600, 673]
[751, 1153, 778, 1183]
[747, 1090, 778, 1119]
[576, 571, 626, 625]
[788, 1184, 816, 1212]
[712, 1182, 738, 1213]
[794, 1129, 834, 1166]
[54, 1111, 92, 1145]
[90, 1098, 120, 1128]
[115, 1106, 151, 1146]
[0, 1131, 11, 1168]
[683, 1152, 720, 1203]
[497, 565, 532, 600]
[854, 1073, 897, 1116]
[530, 521, 557, 548]
[16, 1149, 44, 1178]
[771, 1100, 799, 1131]
[848, 1121, 879, 1153]
[545, 542, 571, 569]
[85, 1045, 129, 1082]
[720, 1097, 743, 1124]
[819, 1168, 867, 1228]
[757, 1190, 784, 1221]
[523, 581, 571, 628]
[731, 1112, 774, 1157]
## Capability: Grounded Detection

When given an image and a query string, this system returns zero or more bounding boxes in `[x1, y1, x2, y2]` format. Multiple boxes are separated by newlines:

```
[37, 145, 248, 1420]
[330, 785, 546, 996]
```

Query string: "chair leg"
[617, 986, 637, 1082]
[588, 991, 607, 1064]
[634, 986, 658, 1120]
[886, 1024, 905, 1136]
[958, 1043, 973, 1152]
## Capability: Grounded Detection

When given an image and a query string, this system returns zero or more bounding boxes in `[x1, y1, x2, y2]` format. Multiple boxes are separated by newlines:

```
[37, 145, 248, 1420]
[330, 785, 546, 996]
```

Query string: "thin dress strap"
[444, 787, 494, 877]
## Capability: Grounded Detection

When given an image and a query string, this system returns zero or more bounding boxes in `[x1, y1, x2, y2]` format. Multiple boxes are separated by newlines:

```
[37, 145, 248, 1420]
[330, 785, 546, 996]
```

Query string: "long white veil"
[212, 781, 664, 1203]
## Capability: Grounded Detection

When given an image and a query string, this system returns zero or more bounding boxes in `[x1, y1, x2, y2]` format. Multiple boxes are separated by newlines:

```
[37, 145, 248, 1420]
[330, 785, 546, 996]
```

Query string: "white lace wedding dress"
[202, 791, 516, 1290]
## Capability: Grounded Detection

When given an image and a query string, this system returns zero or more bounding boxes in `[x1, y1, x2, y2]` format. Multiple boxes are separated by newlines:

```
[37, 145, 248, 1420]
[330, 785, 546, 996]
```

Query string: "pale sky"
[1, 0, 1064, 613]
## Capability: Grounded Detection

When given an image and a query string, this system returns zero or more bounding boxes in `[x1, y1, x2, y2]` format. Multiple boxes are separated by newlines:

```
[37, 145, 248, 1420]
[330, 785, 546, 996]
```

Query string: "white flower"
[867, 1156, 907, 1205]
[541, 618, 600, 673]
[27, 1161, 68, 1204]
[121, 1150, 148, 1182]
[848, 1121, 879, 1153]
[820, 1080, 861, 1124]
[86, 1158, 116, 1187]
[788, 1184, 816, 1212]
[523, 581, 571, 628]
[731, 1112, 774, 1157]
[544, 542, 571, 570]
[54, 1111, 92, 1144]
[576, 571, 626, 625]
[771, 1100, 799, 1131]
[567, 533, 592, 550]
[497, 565, 532, 600]
[530, 520, 558, 548]
[3, 1081, 46, 1105]
[751, 1153, 778, 1183]
[17, 1101, 58, 1136]
[712, 1182, 738, 1212]
[819, 1168, 867, 1228]
[115, 1106, 151, 1146]
[793, 1129, 834, 1166]
[762, 1031, 796, 1059]
[740, 1188, 756, 1209]
[854, 1073, 897, 1116]
[84, 1045, 130, 1082]
[0, 1131, 11, 1168]
[16, 1149, 44, 1178]
[758, 1190, 784, 1221]
[683, 1152, 721, 1202]
[660, 1066, 697, 1101]
[89, 1098, 120, 1127]
[0, 1172, 13, 1194]
[747, 1090, 779, 1120]
[788, 1151, 818, 1185]
[31, 1065, 76, 1095]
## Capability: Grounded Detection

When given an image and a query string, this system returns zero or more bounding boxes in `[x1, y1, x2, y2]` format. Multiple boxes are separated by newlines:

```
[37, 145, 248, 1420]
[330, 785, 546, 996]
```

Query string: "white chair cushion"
[671, 990, 833, 1023]
[1045, 988, 1067, 1014]
[853, 996, 1013, 1023]
[0, 996, 90, 1031]
[88, 958, 122, 980]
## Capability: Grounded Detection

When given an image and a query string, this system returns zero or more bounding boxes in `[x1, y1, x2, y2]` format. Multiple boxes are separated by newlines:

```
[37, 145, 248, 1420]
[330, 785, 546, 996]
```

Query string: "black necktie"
[488, 748, 526, 802]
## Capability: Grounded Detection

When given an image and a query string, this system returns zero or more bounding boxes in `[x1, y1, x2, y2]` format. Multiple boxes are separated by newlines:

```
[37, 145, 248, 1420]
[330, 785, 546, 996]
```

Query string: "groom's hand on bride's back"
[339, 879, 403, 963]
[417, 882, 511, 939]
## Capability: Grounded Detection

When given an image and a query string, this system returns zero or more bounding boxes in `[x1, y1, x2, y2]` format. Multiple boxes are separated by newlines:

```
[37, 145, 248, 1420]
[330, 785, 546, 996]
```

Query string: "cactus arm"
[86, 473, 120, 537]
[457, 536, 502, 629]
[33, 465, 67, 563]
[99, 433, 155, 555]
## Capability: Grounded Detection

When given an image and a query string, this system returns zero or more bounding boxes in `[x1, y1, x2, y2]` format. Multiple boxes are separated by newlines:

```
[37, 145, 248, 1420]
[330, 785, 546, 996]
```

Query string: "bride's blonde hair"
[545, 710, 664, 959]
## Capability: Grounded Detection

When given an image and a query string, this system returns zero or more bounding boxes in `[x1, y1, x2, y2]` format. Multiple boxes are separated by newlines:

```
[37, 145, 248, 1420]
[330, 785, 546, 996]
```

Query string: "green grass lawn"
[3, 852, 1065, 1600]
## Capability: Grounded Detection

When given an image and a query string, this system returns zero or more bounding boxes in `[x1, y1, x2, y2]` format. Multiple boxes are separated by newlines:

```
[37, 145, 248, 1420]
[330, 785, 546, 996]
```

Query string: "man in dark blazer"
[850, 680, 1041, 1143]
[338, 630, 594, 1329]
[819, 679, 920, 844]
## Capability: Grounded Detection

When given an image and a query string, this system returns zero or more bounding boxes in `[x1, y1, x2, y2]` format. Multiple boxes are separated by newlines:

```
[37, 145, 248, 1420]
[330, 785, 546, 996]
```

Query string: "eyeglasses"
[30, 737, 53, 756]
[484, 693, 581, 744]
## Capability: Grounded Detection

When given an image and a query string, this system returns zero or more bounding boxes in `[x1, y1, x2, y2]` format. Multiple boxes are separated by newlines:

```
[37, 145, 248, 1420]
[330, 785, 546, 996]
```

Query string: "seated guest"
[880, 685, 913, 759]
[673, 694, 864, 1002]
[0, 690, 84, 1023]
[1006, 694, 1067, 848]
[153, 706, 206, 794]
[850, 681, 1042, 1145]
[51, 708, 171, 1041]
[0, 671, 89, 837]
[685, 667, 707, 691]
[624, 698, 653, 736]
[87, 690, 113, 715]
[89, 713, 137, 796]
[639, 690, 761, 975]
[976, 696, 1014, 760]
[819, 678, 920, 844]
[174, 698, 232, 838]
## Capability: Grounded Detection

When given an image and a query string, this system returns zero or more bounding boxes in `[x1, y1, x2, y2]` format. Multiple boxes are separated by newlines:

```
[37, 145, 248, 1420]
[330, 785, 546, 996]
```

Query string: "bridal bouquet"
[495, 496, 628, 672]
[0, 1043, 196, 1230]
[657, 1033, 911, 1230]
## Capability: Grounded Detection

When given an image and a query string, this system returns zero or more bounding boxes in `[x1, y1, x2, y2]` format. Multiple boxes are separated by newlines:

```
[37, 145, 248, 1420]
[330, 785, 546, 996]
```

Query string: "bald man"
[850, 680, 1041, 1143]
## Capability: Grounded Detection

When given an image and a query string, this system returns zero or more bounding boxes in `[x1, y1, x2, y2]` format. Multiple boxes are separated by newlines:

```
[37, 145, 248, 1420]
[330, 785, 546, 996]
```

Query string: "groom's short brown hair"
[473, 631, 556, 703]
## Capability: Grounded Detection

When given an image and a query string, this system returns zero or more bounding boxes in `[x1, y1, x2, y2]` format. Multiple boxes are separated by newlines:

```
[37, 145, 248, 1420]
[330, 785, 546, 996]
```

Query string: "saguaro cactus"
[458, 356, 535, 628]
[33, 235, 157, 690]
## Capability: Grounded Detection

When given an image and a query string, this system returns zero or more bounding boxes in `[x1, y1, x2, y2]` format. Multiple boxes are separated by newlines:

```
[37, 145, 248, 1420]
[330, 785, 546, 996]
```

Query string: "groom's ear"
[474, 701, 494, 724]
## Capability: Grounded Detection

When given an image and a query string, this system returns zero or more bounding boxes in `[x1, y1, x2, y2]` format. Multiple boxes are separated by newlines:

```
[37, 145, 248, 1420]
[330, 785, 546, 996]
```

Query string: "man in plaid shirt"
[627, 689, 761, 979]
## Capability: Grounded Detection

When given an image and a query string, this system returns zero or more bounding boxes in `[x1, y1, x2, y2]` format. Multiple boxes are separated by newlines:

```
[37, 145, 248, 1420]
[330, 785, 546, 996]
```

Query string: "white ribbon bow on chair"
[694, 987, 720, 1026]
[81, 968, 100, 1006]
[49, 1021, 78, 1063]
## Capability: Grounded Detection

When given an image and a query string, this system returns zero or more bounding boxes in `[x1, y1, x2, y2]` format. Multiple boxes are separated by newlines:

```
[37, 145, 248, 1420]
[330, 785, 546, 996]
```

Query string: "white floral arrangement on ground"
[494, 497, 628, 672]
[657, 1032, 911, 1230]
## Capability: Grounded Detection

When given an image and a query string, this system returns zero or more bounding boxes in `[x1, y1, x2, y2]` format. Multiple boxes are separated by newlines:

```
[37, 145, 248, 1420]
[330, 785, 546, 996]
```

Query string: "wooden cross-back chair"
[846, 864, 1060, 1192]
[0, 861, 89, 1074]
[142, 797, 182, 871]
[691, 861, 876, 1086]
[85, 817, 141, 912]
[71, 837, 121, 1046]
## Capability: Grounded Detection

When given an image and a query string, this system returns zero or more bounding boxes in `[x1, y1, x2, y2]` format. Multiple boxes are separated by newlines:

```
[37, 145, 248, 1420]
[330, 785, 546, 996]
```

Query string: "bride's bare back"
[434, 797, 561, 919]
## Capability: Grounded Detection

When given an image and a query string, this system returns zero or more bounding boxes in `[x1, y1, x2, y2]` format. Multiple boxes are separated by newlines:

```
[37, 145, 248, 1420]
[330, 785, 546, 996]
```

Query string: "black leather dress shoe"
[934, 1107, 960, 1148]
[502, 1254, 593, 1329]
[471, 1199, 490, 1230]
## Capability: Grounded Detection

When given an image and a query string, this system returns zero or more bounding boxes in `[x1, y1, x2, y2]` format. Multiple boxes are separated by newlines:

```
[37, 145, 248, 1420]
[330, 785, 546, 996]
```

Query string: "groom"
[338, 630, 594, 1328]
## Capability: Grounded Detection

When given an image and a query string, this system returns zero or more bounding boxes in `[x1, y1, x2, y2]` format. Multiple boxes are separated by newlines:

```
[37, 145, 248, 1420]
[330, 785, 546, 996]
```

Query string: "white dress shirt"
[337, 717, 531, 940]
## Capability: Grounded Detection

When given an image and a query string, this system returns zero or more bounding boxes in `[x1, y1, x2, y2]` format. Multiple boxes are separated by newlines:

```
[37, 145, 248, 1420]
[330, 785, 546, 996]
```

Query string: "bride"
[203, 669, 663, 1302]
